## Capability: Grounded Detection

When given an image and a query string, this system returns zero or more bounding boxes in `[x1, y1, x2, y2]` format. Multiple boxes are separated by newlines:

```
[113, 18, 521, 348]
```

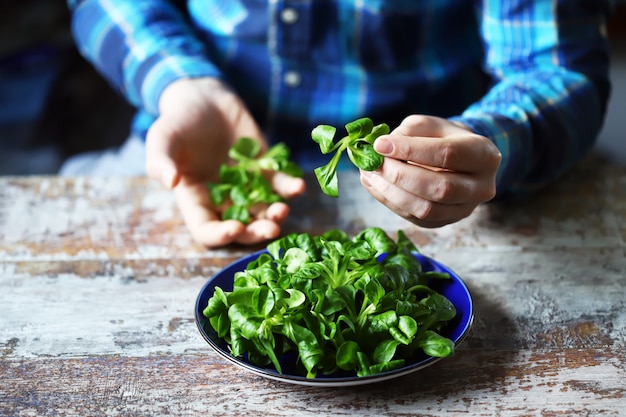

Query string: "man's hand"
[145, 77, 305, 247]
[360, 115, 501, 228]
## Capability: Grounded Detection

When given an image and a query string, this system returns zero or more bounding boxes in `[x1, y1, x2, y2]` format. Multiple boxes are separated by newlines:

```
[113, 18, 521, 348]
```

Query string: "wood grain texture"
[1, 154, 625, 416]
[1, 349, 625, 417]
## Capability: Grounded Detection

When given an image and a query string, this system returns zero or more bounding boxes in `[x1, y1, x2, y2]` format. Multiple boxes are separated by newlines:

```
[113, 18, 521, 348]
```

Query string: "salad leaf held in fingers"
[312, 117, 389, 197]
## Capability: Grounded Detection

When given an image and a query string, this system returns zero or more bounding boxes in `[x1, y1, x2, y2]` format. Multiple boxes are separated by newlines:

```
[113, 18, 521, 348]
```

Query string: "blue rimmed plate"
[195, 250, 473, 387]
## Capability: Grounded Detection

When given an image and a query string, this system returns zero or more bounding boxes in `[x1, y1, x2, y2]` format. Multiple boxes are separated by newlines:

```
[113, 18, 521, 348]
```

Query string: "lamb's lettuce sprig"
[203, 227, 456, 379]
[312, 117, 389, 197]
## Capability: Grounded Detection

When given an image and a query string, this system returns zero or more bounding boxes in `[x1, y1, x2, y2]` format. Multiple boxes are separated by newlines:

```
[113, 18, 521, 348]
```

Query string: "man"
[64, 0, 612, 247]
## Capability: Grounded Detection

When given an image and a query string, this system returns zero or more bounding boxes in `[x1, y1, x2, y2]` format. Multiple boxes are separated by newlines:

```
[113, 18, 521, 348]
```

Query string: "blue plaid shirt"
[67, 0, 612, 197]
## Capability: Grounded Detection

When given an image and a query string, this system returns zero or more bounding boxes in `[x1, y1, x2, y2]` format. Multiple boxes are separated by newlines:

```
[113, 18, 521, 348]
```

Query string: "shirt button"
[280, 8, 299, 25]
[284, 71, 301, 87]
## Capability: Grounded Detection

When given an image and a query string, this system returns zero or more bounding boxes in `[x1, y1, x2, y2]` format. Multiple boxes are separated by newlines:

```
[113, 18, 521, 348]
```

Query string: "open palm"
[145, 78, 305, 247]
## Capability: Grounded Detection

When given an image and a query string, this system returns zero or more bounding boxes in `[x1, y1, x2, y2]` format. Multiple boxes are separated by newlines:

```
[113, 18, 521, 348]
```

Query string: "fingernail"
[374, 138, 393, 155]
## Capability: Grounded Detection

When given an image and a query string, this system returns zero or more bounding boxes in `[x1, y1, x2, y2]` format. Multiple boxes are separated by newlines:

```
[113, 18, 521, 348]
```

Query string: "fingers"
[365, 115, 500, 228]
[230, 202, 291, 245]
[360, 167, 477, 227]
[367, 158, 496, 205]
[174, 181, 292, 248]
[374, 115, 501, 174]
[188, 218, 284, 247]
[145, 118, 181, 189]
[174, 181, 243, 247]
[269, 171, 307, 199]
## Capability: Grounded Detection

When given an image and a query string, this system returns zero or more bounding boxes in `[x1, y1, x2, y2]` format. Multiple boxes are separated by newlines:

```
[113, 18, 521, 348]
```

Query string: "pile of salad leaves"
[312, 117, 389, 197]
[203, 226, 456, 379]
[207, 138, 303, 224]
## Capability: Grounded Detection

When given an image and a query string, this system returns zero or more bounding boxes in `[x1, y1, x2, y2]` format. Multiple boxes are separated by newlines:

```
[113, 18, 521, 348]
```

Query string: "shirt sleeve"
[450, 0, 613, 198]
[67, 0, 222, 116]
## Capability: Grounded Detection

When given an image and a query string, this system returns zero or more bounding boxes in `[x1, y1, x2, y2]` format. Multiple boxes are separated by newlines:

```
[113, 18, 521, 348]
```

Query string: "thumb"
[269, 171, 307, 199]
[145, 118, 181, 189]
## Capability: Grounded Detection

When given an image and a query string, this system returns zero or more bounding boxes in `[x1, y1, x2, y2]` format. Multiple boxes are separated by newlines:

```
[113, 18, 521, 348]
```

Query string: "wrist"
[158, 77, 232, 115]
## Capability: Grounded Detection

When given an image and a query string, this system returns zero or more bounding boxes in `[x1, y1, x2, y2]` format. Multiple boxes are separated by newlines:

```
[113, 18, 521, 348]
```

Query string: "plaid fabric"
[67, 0, 613, 196]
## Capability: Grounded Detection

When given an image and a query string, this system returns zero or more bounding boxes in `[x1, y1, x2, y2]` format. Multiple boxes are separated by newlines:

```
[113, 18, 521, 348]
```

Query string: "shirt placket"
[266, 1, 312, 133]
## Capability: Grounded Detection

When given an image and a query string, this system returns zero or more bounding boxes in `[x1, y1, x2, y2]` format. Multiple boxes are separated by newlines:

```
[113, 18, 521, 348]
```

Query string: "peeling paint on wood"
[1, 350, 624, 417]
[1, 154, 625, 416]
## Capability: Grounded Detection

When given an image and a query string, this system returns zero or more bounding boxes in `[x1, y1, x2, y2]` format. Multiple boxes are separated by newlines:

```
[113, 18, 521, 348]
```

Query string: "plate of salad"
[195, 227, 473, 387]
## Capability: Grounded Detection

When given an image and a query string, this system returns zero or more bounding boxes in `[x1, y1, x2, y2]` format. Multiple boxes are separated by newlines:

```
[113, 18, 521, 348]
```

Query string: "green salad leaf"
[311, 117, 389, 197]
[203, 226, 457, 379]
[207, 138, 303, 224]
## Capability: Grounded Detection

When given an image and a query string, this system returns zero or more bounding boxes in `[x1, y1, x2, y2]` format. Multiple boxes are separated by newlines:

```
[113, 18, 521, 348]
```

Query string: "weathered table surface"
[1, 154, 625, 417]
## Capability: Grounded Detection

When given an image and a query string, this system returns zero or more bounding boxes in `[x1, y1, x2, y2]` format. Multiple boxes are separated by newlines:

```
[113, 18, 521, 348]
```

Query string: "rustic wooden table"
[1, 154, 625, 416]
